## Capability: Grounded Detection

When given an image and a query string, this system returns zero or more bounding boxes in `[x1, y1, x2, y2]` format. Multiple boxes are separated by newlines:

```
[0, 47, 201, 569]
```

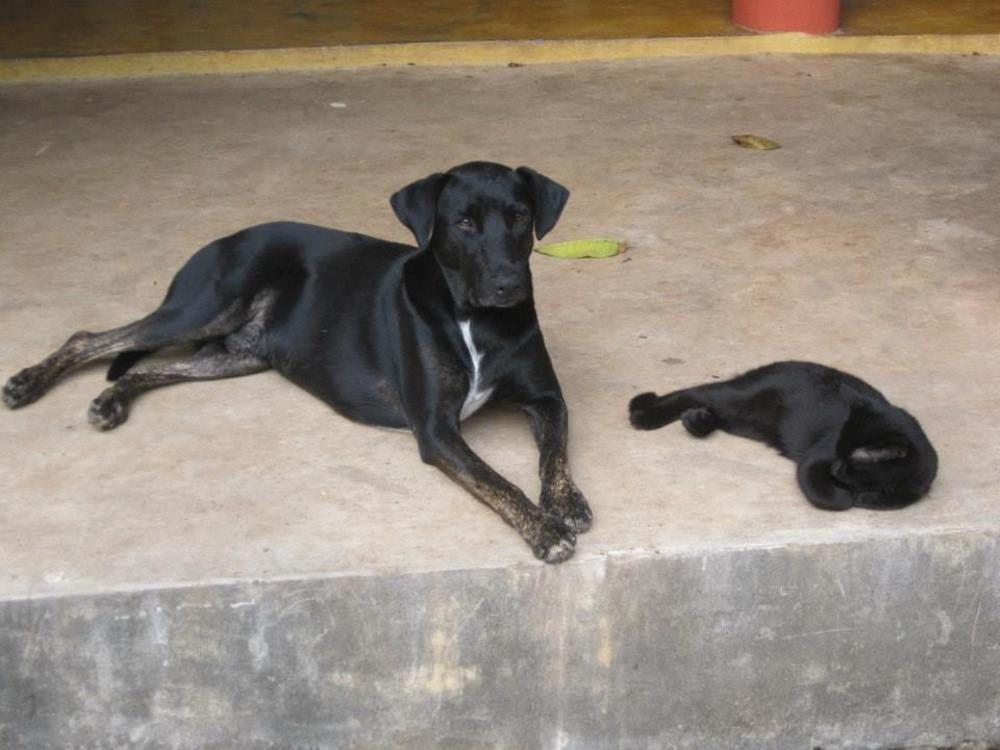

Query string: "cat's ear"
[838, 382, 879, 412]
[849, 444, 909, 463]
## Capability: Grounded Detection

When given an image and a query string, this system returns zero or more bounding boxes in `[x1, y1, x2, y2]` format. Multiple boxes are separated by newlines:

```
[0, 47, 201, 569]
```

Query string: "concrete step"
[2, 530, 998, 748]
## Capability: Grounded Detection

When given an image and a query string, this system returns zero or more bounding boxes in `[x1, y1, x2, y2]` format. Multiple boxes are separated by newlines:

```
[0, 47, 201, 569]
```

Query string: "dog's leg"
[415, 423, 577, 563]
[4, 319, 151, 409]
[505, 349, 592, 533]
[3, 299, 248, 409]
[521, 396, 593, 533]
[87, 341, 268, 430]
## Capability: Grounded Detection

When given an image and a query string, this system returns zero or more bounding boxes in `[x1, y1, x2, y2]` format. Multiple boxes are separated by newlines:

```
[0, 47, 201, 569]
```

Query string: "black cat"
[629, 361, 938, 510]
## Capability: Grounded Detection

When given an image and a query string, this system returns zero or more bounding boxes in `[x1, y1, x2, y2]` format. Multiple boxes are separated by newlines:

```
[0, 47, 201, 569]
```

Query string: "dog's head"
[391, 161, 569, 309]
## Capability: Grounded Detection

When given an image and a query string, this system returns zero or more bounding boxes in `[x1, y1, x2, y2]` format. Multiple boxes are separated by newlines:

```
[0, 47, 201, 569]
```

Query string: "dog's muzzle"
[477, 273, 529, 308]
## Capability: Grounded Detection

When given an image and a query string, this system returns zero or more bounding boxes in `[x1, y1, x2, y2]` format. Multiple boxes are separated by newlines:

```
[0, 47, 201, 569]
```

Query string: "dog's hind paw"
[87, 393, 129, 431]
[529, 515, 577, 564]
[3, 365, 49, 409]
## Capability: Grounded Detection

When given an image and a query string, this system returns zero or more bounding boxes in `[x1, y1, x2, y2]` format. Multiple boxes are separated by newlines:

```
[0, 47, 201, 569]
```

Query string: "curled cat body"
[629, 361, 938, 511]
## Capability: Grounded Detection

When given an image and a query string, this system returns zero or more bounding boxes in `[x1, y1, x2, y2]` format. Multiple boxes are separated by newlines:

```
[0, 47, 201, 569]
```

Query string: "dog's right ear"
[390, 173, 449, 249]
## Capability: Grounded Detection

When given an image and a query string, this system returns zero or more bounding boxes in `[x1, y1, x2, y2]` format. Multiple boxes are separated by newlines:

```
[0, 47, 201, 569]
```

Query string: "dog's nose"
[494, 277, 524, 303]
[495, 280, 520, 297]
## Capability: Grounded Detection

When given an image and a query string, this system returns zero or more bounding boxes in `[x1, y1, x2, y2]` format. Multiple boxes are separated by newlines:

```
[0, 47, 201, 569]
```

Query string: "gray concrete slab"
[2, 531, 998, 749]
[2, 55, 998, 598]
[1, 55, 999, 747]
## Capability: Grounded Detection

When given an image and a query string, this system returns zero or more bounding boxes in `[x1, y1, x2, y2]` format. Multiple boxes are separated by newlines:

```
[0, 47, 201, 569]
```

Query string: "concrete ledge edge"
[2, 33, 1000, 83]
[4, 523, 996, 605]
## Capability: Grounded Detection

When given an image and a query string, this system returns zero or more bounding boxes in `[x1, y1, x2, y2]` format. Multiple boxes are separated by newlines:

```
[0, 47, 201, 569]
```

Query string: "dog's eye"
[456, 217, 477, 231]
[513, 210, 530, 224]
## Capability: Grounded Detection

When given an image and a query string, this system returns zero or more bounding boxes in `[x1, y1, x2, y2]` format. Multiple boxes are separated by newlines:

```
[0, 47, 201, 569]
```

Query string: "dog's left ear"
[516, 167, 570, 240]
[391, 172, 449, 249]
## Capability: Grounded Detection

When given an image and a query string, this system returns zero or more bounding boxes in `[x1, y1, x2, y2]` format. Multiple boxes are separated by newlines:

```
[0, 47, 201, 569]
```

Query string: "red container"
[732, 0, 840, 34]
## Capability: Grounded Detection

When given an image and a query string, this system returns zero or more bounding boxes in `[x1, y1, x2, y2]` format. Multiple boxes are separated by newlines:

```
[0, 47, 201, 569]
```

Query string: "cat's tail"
[629, 389, 700, 430]
[796, 455, 854, 511]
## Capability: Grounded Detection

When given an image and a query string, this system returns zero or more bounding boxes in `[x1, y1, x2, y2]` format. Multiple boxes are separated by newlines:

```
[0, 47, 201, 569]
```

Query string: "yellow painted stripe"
[2, 34, 999, 84]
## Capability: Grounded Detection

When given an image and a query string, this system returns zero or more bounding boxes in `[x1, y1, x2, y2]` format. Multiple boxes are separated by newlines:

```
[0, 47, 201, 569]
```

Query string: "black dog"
[629, 361, 938, 510]
[3, 162, 592, 562]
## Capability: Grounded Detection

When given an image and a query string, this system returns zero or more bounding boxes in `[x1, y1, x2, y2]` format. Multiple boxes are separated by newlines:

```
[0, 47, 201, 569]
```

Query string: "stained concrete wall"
[3, 531, 997, 750]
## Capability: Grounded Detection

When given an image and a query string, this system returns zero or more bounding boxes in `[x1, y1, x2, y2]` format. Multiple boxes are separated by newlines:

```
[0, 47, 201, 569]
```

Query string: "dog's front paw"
[3, 365, 49, 409]
[528, 514, 577, 564]
[87, 393, 129, 431]
[541, 483, 593, 534]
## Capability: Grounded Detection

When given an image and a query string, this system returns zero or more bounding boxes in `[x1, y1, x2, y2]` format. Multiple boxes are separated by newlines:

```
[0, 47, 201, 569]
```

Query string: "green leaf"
[535, 239, 626, 258]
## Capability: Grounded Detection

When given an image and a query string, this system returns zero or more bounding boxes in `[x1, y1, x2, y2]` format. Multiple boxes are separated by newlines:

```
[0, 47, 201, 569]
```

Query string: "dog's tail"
[107, 350, 152, 381]
[629, 390, 699, 430]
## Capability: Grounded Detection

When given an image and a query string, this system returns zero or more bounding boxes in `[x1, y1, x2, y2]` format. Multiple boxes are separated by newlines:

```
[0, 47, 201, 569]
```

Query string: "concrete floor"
[3, 55, 1000, 749]
[1, 54, 998, 602]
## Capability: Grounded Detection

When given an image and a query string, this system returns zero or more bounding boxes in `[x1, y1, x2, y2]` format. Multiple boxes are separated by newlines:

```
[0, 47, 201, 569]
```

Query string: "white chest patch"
[458, 319, 494, 421]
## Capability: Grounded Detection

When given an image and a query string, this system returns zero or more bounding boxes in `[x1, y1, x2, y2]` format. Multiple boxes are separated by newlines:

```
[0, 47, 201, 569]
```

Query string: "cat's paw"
[628, 392, 662, 430]
[681, 407, 717, 438]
